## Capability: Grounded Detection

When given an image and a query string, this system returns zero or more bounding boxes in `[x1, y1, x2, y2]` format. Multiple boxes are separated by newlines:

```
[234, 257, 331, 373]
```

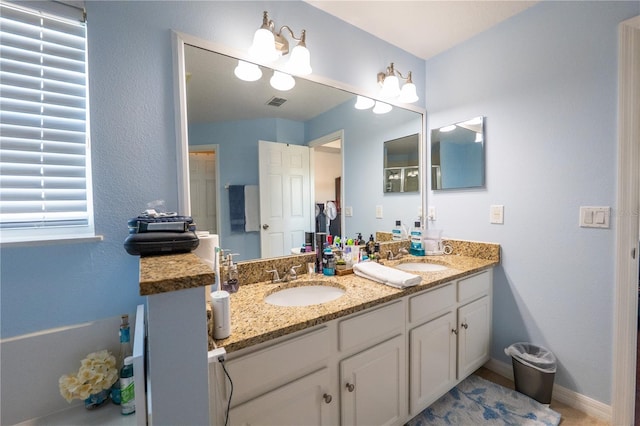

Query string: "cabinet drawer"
[409, 283, 455, 324]
[338, 301, 403, 353]
[457, 270, 491, 303]
[226, 326, 330, 405]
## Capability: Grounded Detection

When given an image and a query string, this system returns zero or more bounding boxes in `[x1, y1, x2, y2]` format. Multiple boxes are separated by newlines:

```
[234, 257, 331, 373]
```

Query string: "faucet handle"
[288, 264, 302, 279]
[266, 269, 280, 282]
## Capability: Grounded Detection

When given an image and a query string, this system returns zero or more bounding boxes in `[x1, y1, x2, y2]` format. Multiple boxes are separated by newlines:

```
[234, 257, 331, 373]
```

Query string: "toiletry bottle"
[392, 220, 403, 241]
[322, 247, 335, 276]
[120, 356, 135, 415]
[367, 234, 375, 256]
[410, 221, 423, 254]
[226, 253, 239, 293]
[112, 314, 132, 404]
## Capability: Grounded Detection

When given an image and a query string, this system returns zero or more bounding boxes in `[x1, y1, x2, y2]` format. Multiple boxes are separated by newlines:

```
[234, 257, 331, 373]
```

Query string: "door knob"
[262, 224, 269, 230]
[345, 383, 355, 392]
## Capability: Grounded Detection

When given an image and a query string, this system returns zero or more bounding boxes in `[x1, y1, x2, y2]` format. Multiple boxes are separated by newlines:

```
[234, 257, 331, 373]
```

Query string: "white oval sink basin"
[265, 284, 346, 307]
[395, 263, 449, 272]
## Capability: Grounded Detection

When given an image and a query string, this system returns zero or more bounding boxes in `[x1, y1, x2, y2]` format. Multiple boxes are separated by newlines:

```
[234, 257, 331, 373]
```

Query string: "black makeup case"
[124, 231, 199, 256]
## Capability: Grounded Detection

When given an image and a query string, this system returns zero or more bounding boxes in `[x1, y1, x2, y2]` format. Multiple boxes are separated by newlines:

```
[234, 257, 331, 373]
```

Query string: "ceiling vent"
[266, 96, 287, 107]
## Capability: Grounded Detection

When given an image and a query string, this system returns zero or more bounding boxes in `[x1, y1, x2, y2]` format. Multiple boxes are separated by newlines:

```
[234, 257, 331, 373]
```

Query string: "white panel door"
[457, 295, 491, 379]
[259, 141, 311, 258]
[340, 335, 406, 426]
[409, 311, 457, 415]
[189, 151, 217, 233]
[229, 368, 334, 426]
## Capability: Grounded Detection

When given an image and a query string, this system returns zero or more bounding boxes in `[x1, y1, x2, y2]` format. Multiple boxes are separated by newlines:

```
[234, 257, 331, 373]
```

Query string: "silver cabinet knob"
[262, 224, 269, 230]
[451, 328, 458, 335]
[323, 393, 332, 404]
[345, 383, 355, 392]
[461, 322, 469, 329]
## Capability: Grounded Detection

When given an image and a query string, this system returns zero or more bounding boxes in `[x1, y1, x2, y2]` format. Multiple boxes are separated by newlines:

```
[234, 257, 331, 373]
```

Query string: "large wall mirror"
[173, 32, 424, 262]
[430, 116, 485, 190]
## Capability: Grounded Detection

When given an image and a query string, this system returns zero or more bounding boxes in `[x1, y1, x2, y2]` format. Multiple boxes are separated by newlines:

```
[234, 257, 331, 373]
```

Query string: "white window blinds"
[0, 1, 94, 243]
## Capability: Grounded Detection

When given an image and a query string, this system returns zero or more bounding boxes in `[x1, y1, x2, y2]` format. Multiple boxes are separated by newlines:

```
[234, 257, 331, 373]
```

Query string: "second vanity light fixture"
[355, 62, 418, 114]
[234, 11, 312, 91]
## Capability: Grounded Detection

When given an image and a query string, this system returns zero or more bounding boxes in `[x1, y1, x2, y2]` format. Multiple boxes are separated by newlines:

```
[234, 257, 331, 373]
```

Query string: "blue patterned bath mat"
[406, 375, 561, 426]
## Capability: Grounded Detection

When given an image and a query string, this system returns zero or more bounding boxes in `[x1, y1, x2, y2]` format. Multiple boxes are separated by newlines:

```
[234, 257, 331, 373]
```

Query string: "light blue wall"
[0, 1, 424, 339]
[425, 1, 639, 403]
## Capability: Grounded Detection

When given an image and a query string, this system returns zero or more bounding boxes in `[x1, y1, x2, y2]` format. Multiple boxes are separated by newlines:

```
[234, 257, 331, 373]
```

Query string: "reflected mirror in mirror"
[384, 133, 419, 193]
[430, 116, 485, 190]
[177, 36, 423, 262]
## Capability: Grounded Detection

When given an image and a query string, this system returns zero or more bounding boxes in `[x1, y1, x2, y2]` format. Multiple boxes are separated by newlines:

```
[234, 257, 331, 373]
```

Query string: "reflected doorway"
[310, 130, 344, 238]
[188, 144, 219, 234]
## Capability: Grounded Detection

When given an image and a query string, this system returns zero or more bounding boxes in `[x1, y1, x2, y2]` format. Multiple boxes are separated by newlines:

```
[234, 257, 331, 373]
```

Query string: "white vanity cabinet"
[337, 301, 406, 426]
[212, 269, 493, 426]
[217, 326, 338, 426]
[456, 271, 492, 379]
[229, 367, 333, 426]
[408, 270, 492, 416]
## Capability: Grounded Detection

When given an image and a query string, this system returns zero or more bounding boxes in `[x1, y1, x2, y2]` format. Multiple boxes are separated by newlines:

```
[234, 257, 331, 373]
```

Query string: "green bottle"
[120, 356, 135, 415]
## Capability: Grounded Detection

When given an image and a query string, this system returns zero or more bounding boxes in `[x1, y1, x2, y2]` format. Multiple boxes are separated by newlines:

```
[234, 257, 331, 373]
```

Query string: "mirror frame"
[171, 31, 427, 258]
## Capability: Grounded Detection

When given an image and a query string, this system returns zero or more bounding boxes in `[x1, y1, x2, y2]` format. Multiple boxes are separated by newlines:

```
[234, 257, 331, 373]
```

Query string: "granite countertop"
[213, 253, 499, 353]
[139, 252, 215, 296]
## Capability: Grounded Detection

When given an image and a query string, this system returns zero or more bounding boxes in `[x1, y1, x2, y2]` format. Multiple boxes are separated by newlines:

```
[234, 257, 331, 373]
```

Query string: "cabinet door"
[457, 295, 491, 379]
[229, 368, 335, 426]
[409, 311, 457, 415]
[340, 335, 406, 426]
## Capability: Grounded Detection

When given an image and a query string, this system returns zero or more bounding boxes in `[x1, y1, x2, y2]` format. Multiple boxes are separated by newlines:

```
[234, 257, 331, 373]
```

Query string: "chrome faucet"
[387, 247, 409, 260]
[266, 264, 301, 283]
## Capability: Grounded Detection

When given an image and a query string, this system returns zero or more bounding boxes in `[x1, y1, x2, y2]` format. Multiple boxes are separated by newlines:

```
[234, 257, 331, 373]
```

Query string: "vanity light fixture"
[377, 63, 419, 104]
[237, 11, 312, 90]
[234, 60, 262, 82]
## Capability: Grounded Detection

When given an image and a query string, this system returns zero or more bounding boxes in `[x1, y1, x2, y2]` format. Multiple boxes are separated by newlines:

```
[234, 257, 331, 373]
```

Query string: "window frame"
[0, 1, 96, 245]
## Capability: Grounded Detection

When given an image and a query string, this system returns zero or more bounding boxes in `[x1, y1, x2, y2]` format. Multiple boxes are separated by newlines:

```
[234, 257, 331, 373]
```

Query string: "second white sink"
[265, 284, 345, 307]
[395, 263, 449, 272]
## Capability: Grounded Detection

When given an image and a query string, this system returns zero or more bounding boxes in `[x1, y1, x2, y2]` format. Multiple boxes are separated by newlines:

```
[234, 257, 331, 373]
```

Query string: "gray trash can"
[505, 342, 557, 404]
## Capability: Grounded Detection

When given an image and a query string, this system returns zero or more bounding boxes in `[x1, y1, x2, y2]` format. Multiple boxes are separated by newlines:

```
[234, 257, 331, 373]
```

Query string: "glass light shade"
[379, 75, 400, 99]
[373, 101, 392, 114]
[354, 95, 375, 110]
[398, 82, 418, 103]
[234, 60, 262, 82]
[270, 71, 295, 91]
[248, 28, 279, 63]
[284, 45, 312, 75]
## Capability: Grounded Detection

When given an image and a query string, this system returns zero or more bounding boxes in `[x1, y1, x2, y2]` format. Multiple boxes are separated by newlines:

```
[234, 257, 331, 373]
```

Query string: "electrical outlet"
[208, 347, 226, 363]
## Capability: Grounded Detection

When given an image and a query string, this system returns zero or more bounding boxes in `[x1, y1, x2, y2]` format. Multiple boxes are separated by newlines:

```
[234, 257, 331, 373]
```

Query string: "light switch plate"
[428, 206, 437, 221]
[580, 206, 610, 228]
[375, 205, 383, 219]
[490, 205, 504, 224]
[344, 206, 353, 217]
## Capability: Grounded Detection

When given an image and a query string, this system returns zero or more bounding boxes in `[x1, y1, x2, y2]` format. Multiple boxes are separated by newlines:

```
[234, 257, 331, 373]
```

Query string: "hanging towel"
[244, 185, 259, 232]
[353, 262, 422, 289]
[228, 185, 245, 232]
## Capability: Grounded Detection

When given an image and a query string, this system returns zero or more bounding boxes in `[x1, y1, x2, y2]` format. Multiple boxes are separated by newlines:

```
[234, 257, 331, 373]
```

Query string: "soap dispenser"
[226, 253, 239, 293]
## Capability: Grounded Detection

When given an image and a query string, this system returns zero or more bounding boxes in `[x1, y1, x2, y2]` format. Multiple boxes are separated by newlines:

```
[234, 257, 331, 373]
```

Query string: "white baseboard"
[484, 358, 612, 423]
